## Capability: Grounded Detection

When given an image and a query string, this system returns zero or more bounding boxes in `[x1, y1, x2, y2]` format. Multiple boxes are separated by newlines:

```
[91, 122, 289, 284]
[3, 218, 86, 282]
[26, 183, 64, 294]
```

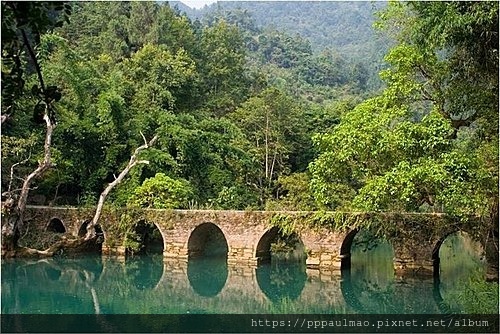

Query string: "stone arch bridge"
[21, 206, 498, 278]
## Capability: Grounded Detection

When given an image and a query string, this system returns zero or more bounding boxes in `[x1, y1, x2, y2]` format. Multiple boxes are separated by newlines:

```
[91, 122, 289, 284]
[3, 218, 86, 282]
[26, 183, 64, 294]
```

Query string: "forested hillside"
[173, 1, 391, 89]
[202, 1, 389, 57]
[1, 1, 498, 228]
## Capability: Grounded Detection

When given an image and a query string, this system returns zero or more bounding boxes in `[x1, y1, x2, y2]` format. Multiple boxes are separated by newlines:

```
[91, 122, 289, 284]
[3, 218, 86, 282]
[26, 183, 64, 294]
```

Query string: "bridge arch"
[78, 220, 104, 238]
[187, 222, 229, 259]
[339, 228, 395, 272]
[255, 226, 305, 264]
[339, 228, 359, 270]
[431, 230, 485, 279]
[126, 220, 165, 255]
[46, 217, 66, 233]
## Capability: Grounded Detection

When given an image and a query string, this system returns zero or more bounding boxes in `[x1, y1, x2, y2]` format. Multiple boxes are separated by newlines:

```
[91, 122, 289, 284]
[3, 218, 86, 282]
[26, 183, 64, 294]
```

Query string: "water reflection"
[436, 232, 488, 313]
[256, 262, 306, 303]
[123, 255, 163, 290]
[1, 239, 496, 315]
[341, 238, 400, 313]
[187, 257, 228, 297]
[341, 231, 444, 313]
[1, 256, 104, 314]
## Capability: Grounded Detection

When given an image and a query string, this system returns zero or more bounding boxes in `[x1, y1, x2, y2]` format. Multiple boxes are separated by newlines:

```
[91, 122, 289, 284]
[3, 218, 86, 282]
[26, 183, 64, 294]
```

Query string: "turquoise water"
[1, 233, 496, 314]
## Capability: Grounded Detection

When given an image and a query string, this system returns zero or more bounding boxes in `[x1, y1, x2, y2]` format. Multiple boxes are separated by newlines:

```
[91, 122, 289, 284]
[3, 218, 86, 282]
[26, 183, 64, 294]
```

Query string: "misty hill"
[171, 1, 391, 64]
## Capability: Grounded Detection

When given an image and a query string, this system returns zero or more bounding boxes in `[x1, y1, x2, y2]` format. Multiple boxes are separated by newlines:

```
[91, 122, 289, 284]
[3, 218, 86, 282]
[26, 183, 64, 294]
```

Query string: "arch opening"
[340, 229, 359, 270]
[76, 220, 105, 253]
[46, 218, 66, 233]
[340, 229, 394, 274]
[187, 223, 228, 259]
[126, 221, 164, 256]
[187, 223, 228, 296]
[78, 220, 103, 238]
[432, 231, 493, 313]
[256, 226, 306, 264]
[340, 229, 397, 313]
[432, 231, 485, 281]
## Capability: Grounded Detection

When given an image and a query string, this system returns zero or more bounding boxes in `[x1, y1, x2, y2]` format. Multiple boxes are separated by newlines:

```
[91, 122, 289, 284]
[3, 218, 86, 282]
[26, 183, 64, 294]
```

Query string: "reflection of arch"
[46, 267, 62, 281]
[255, 227, 305, 264]
[46, 218, 66, 233]
[342, 268, 446, 314]
[125, 255, 164, 291]
[127, 221, 164, 255]
[188, 257, 228, 297]
[256, 262, 306, 303]
[187, 223, 228, 259]
[432, 279, 450, 314]
[76, 256, 104, 282]
[339, 229, 359, 270]
[431, 231, 484, 279]
[340, 230, 401, 313]
[340, 269, 365, 313]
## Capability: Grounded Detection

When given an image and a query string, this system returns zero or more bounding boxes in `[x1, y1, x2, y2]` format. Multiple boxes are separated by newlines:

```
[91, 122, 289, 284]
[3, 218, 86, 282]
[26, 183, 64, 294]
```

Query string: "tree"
[198, 20, 248, 114]
[310, 1, 498, 221]
[86, 134, 158, 240]
[1, 2, 70, 252]
[128, 172, 192, 209]
[58, 2, 131, 59]
[230, 88, 303, 204]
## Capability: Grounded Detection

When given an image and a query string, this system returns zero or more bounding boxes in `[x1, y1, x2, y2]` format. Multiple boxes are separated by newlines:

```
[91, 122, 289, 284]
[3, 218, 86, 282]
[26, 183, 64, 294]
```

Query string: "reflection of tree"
[341, 268, 397, 314]
[439, 232, 486, 283]
[343, 237, 439, 314]
[1, 257, 105, 314]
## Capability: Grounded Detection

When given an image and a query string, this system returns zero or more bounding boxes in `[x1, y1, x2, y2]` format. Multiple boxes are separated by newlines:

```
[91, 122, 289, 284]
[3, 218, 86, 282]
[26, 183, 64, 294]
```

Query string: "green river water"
[1, 233, 496, 315]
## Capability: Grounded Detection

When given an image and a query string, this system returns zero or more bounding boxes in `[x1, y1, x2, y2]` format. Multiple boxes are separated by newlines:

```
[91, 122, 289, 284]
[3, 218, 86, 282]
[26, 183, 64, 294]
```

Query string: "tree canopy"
[310, 1, 498, 222]
[1, 0, 497, 229]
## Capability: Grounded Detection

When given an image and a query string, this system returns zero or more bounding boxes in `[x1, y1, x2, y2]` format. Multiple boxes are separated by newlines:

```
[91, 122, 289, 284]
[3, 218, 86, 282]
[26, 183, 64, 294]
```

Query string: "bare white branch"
[85, 134, 158, 240]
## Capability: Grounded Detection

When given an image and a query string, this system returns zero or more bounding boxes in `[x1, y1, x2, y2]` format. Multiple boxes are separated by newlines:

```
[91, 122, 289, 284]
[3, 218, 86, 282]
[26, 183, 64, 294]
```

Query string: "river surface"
[1, 233, 495, 315]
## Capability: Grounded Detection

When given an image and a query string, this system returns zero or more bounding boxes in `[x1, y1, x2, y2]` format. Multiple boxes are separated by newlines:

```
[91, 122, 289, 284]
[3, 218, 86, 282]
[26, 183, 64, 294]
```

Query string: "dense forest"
[1, 1, 498, 250]
[176, 0, 391, 89]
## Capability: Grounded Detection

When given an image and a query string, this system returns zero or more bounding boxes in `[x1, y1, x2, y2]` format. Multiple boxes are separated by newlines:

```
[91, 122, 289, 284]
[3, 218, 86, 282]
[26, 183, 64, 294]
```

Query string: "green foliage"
[202, 1, 389, 90]
[309, 1, 498, 223]
[210, 185, 258, 210]
[198, 19, 248, 114]
[128, 173, 192, 209]
[230, 87, 307, 206]
[1, 2, 71, 118]
[269, 213, 296, 237]
[266, 173, 316, 211]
